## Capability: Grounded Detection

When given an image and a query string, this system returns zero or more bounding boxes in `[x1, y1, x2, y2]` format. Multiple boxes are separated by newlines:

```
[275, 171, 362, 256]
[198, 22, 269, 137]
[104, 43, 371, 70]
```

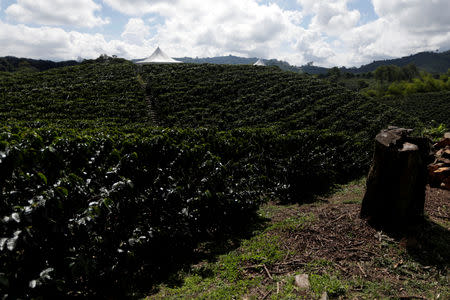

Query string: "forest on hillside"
[0, 56, 78, 73]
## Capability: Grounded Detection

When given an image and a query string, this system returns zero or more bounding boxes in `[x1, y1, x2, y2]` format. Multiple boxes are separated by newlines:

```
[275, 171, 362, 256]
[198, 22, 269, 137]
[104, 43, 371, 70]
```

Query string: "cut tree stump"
[360, 126, 432, 229]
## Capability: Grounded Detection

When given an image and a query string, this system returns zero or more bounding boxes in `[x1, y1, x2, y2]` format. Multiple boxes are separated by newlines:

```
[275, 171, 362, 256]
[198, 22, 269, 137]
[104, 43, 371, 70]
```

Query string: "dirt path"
[144, 88, 159, 125]
[136, 71, 159, 126]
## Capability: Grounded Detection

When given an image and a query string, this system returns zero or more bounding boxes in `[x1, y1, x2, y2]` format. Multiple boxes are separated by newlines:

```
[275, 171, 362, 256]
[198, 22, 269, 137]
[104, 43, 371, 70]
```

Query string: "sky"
[0, 0, 449, 67]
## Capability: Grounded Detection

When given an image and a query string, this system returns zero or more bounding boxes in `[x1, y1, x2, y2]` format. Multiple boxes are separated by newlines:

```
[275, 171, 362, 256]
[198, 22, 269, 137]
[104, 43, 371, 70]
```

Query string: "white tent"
[137, 47, 182, 64]
[253, 58, 266, 66]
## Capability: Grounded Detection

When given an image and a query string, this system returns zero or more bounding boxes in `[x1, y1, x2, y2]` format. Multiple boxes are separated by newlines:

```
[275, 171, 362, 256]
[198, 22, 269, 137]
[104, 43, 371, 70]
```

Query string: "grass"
[267, 213, 315, 232]
[309, 274, 348, 297]
[146, 178, 449, 299]
[258, 203, 296, 219]
[348, 278, 394, 299]
[152, 273, 260, 299]
[147, 228, 281, 299]
[136, 73, 146, 86]
[146, 209, 290, 299]
[331, 177, 366, 204]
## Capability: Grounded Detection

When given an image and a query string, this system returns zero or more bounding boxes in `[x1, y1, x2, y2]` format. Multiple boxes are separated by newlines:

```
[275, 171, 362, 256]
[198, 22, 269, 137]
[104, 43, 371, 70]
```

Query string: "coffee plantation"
[0, 60, 422, 298]
[377, 91, 450, 128]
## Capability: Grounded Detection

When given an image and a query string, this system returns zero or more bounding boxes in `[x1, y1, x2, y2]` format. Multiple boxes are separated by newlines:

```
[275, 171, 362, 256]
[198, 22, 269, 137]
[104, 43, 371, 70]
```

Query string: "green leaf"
[204, 189, 212, 199]
[37, 172, 47, 185]
[102, 197, 114, 210]
[56, 186, 68, 197]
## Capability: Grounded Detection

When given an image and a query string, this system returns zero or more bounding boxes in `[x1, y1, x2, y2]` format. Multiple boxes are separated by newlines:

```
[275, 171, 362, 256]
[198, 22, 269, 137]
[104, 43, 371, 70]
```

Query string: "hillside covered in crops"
[141, 63, 419, 136]
[377, 91, 450, 128]
[0, 58, 423, 298]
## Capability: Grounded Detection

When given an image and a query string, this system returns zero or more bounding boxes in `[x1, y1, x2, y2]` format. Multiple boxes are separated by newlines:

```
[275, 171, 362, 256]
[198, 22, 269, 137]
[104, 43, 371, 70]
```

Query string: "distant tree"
[344, 72, 355, 79]
[401, 64, 419, 81]
[96, 54, 110, 62]
[374, 66, 386, 83]
[327, 67, 341, 78]
[374, 65, 405, 83]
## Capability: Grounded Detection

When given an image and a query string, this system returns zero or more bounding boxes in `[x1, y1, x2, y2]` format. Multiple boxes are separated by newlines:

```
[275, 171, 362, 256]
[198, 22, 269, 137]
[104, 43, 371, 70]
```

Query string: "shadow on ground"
[372, 217, 450, 271]
[144, 213, 271, 295]
[403, 219, 450, 268]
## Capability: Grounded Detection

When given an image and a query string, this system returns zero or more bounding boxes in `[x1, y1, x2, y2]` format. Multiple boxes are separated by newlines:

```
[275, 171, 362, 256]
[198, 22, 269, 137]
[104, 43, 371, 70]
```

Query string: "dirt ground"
[149, 183, 449, 299]
[244, 185, 449, 299]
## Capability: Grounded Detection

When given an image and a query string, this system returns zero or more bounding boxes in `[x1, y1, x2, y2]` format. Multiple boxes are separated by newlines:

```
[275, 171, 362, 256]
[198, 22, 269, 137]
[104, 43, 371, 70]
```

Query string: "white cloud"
[6, 0, 109, 28]
[121, 18, 151, 45]
[103, 0, 180, 16]
[0, 20, 148, 60]
[103, 0, 336, 66]
[372, 0, 450, 34]
[2, 0, 449, 68]
[297, 0, 360, 35]
[329, 0, 450, 66]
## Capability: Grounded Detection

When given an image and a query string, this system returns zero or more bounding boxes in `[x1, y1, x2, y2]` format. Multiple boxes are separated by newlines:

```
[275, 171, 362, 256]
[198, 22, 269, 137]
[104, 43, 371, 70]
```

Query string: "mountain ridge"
[174, 50, 450, 74]
[2, 49, 449, 74]
[176, 50, 450, 74]
[341, 50, 450, 74]
[0, 56, 78, 72]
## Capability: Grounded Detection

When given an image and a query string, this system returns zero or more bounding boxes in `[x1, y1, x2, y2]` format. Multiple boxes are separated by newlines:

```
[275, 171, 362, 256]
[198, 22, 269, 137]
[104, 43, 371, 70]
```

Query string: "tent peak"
[254, 58, 266, 66]
[137, 47, 181, 64]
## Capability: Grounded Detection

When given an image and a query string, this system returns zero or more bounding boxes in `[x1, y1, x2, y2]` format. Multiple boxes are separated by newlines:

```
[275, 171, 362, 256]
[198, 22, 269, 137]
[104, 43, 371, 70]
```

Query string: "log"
[360, 127, 432, 229]
[428, 134, 450, 189]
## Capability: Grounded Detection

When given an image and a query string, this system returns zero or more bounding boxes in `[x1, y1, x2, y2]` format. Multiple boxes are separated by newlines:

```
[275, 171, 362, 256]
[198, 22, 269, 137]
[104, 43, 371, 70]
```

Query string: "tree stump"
[360, 127, 432, 229]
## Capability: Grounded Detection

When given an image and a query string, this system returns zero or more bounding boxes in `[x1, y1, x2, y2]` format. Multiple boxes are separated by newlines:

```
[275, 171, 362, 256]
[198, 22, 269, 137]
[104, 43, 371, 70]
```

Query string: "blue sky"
[0, 0, 449, 67]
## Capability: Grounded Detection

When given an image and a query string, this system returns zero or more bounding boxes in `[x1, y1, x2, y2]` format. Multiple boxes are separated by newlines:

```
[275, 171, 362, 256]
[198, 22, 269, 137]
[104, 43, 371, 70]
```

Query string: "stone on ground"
[294, 274, 310, 289]
[320, 291, 329, 300]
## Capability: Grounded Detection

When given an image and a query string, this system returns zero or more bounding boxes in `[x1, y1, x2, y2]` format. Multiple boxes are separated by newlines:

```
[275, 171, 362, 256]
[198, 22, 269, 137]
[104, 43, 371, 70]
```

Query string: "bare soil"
[149, 183, 449, 299]
[244, 185, 449, 299]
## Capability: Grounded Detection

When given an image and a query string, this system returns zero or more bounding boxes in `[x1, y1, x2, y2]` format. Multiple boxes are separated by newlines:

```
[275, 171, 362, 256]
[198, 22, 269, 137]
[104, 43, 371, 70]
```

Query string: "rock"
[444, 132, 450, 139]
[320, 291, 329, 300]
[360, 127, 431, 229]
[294, 274, 310, 289]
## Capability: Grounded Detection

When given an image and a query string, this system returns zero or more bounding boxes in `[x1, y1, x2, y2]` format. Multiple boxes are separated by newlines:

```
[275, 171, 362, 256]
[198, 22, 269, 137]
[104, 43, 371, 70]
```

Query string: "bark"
[360, 127, 431, 229]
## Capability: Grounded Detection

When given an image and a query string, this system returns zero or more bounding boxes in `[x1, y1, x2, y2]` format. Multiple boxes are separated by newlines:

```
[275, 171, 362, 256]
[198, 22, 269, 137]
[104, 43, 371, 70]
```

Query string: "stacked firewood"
[428, 133, 450, 190]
